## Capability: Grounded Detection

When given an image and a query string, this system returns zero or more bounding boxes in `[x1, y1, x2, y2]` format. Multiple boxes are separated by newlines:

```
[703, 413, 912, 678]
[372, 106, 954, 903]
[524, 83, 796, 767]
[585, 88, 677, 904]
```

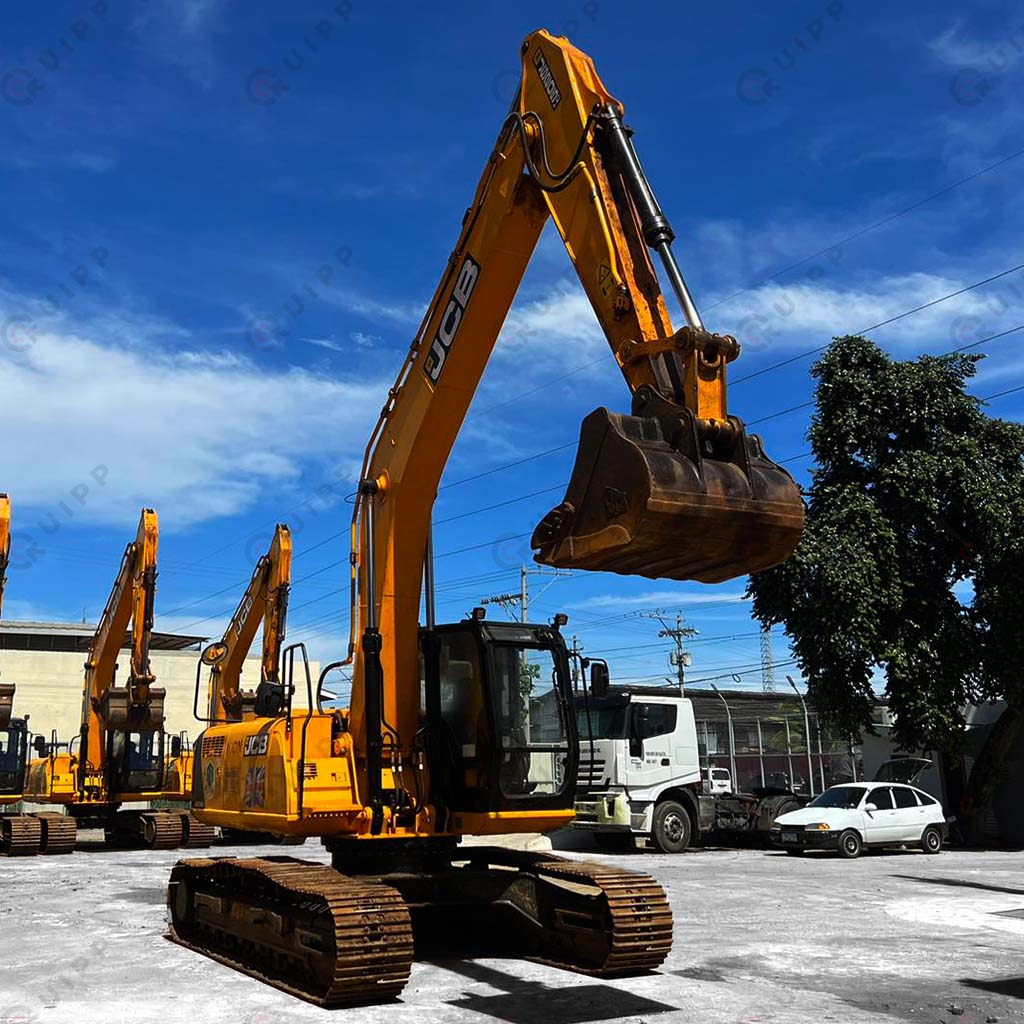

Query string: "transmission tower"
[760, 622, 776, 692]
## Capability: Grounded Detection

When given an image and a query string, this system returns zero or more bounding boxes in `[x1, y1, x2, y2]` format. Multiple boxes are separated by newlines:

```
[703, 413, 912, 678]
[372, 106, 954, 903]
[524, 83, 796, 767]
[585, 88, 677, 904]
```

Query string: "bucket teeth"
[532, 405, 804, 583]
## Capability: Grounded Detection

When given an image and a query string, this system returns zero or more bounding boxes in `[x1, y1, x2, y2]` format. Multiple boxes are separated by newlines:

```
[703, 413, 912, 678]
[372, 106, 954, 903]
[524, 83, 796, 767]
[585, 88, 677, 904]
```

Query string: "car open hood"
[873, 757, 932, 784]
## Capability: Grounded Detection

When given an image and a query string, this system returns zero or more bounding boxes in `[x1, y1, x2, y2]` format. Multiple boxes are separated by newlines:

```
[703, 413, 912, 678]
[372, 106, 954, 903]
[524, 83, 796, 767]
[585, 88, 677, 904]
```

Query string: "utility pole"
[640, 610, 697, 690]
[570, 634, 583, 689]
[760, 622, 776, 692]
[480, 565, 572, 624]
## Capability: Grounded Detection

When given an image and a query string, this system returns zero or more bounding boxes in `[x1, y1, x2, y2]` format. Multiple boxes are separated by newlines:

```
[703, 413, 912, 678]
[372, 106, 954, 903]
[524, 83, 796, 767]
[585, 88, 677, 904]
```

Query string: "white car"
[770, 782, 948, 858]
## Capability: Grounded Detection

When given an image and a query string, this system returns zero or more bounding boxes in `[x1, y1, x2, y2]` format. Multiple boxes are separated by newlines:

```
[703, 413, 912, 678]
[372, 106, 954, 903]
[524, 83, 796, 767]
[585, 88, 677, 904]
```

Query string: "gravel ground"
[0, 830, 1021, 1024]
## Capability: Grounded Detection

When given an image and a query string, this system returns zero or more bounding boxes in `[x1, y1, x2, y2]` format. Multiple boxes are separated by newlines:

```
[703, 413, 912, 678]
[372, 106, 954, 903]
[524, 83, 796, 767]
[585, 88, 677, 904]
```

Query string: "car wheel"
[920, 826, 943, 855]
[652, 800, 692, 853]
[837, 829, 862, 859]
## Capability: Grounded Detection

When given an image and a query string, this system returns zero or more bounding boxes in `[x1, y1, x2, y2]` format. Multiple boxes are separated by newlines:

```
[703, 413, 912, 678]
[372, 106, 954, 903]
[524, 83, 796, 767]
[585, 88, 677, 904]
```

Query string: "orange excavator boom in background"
[168, 30, 803, 1006]
[25, 508, 212, 850]
[199, 523, 292, 724]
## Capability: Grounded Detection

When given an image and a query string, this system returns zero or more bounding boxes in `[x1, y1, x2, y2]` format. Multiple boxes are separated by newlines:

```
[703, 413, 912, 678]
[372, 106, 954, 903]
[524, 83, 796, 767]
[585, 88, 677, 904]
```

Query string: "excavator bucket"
[95, 685, 167, 731]
[531, 403, 804, 584]
[0, 683, 13, 729]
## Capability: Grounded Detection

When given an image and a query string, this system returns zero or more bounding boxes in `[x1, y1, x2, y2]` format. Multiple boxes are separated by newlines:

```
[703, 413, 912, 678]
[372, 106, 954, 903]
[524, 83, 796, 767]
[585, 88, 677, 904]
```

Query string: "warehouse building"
[0, 621, 319, 745]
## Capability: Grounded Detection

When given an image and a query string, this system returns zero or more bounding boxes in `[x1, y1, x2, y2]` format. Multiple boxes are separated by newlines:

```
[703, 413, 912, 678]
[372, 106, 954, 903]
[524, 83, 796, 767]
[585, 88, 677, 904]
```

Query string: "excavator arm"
[201, 524, 292, 722]
[79, 508, 164, 790]
[349, 28, 803, 756]
[0, 493, 13, 728]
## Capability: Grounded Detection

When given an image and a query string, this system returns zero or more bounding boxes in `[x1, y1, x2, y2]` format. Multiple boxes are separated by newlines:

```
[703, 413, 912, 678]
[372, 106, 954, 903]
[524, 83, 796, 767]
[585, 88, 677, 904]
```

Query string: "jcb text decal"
[243, 734, 269, 757]
[423, 254, 481, 383]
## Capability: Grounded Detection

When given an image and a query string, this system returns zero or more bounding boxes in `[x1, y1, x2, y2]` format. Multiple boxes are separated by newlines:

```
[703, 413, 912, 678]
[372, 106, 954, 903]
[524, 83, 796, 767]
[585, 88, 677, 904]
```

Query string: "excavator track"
[35, 813, 76, 855]
[142, 811, 185, 849]
[0, 815, 42, 856]
[527, 856, 673, 975]
[181, 813, 216, 848]
[167, 857, 414, 1007]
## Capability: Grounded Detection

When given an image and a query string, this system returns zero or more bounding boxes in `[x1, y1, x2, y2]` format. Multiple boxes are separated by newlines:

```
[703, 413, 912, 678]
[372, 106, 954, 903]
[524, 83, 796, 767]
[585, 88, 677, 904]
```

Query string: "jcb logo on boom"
[424, 255, 481, 383]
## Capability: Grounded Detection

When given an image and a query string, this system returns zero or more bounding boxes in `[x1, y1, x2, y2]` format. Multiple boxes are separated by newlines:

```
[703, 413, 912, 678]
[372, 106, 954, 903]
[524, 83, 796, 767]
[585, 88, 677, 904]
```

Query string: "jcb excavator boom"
[346, 27, 803, 768]
[200, 524, 291, 722]
[0, 494, 12, 729]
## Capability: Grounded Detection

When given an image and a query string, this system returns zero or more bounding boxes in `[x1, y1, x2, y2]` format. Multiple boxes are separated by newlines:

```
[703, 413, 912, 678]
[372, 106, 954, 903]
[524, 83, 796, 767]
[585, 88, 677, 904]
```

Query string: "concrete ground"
[1, 830, 1022, 1024]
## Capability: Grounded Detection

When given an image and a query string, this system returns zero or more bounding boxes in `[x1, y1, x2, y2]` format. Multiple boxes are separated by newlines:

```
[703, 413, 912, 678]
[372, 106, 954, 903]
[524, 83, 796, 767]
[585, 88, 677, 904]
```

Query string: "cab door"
[626, 701, 679, 795]
[861, 785, 900, 843]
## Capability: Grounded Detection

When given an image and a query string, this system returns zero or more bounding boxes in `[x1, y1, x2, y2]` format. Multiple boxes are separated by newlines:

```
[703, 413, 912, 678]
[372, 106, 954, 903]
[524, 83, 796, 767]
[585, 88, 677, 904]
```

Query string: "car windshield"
[808, 786, 864, 809]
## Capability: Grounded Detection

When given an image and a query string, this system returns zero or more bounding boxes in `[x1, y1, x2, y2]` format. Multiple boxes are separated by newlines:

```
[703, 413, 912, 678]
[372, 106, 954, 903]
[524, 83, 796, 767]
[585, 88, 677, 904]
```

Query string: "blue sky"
[2, 0, 1023, 694]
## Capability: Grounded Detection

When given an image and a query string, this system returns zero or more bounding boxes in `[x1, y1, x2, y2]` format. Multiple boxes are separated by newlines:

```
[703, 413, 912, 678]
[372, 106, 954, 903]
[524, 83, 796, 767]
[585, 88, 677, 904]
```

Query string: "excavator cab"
[109, 727, 165, 793]
[0, 716, 28, 796]
[423, 616, 578, 814]
[532, 393, 805, 584]
[0, 682, 14, 730]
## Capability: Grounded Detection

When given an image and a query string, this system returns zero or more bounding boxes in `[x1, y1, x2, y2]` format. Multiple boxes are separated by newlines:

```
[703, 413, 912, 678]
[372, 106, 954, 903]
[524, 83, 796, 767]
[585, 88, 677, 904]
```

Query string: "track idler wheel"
[532, 392, 804, 583]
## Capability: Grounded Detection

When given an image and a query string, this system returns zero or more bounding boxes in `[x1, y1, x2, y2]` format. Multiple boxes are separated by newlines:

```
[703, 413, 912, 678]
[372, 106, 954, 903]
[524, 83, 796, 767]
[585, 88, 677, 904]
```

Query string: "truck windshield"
[576, 703, 629, 740]
[808, 786, 864, 809]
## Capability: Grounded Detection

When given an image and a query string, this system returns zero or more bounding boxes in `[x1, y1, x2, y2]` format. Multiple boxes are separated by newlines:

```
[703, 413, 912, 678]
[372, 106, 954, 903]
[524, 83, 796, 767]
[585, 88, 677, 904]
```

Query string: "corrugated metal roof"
[0, 621, 207, 652]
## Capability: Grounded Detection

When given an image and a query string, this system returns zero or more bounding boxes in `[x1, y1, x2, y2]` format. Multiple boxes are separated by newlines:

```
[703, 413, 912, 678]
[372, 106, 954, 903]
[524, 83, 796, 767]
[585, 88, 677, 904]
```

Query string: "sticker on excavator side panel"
[532, 48, 562, 109]
[243, 766, 266, 808]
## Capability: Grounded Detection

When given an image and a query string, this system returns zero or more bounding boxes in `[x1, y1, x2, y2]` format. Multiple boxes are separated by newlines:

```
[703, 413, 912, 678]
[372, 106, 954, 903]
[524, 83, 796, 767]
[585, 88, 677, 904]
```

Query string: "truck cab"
[574, 685, 705, 852]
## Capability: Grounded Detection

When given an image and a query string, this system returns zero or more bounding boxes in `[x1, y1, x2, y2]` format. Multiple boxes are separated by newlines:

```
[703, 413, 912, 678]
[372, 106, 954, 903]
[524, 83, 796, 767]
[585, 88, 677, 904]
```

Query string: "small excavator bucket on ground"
[531, 399, 805, 584]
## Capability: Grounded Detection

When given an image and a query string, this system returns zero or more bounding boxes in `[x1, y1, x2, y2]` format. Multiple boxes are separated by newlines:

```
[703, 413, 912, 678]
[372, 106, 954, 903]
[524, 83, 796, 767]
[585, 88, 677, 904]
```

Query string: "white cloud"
[2, 320, 386, 532]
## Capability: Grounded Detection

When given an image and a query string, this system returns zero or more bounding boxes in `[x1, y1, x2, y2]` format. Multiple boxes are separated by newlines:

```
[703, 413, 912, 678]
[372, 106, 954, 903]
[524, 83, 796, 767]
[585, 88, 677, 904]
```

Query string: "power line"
[731, 262, 1024, 386]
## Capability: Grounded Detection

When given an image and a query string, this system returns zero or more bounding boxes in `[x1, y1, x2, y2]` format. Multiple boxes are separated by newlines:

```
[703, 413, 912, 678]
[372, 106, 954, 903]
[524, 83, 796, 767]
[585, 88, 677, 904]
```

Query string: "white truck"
[572, 669, 803, 852]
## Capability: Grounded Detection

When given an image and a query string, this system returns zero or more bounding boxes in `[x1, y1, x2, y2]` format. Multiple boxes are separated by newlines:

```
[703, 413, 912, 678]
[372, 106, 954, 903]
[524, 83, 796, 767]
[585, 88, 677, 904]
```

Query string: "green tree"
[748, 336, 1024, 839]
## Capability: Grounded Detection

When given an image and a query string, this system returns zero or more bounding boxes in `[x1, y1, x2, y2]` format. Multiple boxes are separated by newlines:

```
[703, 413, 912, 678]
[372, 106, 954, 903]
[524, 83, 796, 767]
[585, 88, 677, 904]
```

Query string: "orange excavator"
[191, 523, 297, 845]
[0, 494, 76, 855]
[167, 30, 803, 1005]
[25, 509, 213, 848]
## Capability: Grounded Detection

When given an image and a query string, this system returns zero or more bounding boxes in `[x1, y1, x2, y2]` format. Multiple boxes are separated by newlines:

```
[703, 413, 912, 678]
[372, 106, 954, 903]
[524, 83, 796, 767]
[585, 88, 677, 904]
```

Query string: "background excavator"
[168, 29, 804, 1006]
[191, 523, 299, 845]
[0, 494, 76, 856]
[25, 508, 213, 849]
[0, 495, 71, 855]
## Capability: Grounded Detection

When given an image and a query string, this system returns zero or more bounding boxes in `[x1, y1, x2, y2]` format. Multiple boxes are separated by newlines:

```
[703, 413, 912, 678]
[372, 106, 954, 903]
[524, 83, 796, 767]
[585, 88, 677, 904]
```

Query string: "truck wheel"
[920, 826, 942, 854]
[837, 829, 862, 859]
[652, 800, 691, 853]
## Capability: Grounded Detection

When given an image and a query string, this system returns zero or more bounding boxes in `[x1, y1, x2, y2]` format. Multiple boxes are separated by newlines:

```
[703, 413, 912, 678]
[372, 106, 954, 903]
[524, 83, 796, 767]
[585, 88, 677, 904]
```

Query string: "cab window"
[632, 703, 677, 741]
[865, 786, 894, 810]
[893, 787, 918, 809]
[437, 631, 487, 792]
[490, 645, 569, 798]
